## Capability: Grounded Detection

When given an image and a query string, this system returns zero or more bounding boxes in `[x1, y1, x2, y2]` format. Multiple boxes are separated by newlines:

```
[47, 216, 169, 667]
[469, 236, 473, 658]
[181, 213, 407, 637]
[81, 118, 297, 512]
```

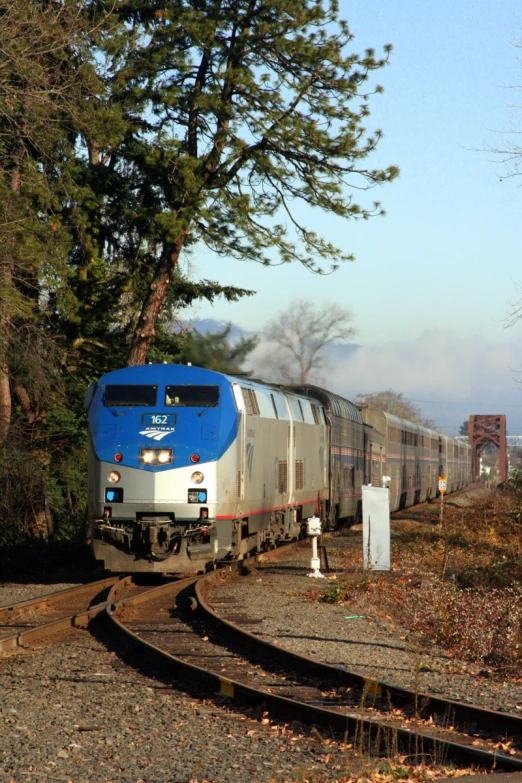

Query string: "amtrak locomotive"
[85, 364, 471, 573]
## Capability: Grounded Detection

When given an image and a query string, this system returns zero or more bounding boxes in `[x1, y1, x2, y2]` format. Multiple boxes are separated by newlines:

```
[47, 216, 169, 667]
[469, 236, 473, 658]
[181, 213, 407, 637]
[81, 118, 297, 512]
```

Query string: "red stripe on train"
[216, 498, 317, 520]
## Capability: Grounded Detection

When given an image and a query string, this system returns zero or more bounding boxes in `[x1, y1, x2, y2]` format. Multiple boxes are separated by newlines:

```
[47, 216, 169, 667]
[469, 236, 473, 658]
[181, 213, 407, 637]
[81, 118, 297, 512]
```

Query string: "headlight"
[108, 471, 121, 483]
[140, 448, 173, 466]
[191, 471, 204, 484]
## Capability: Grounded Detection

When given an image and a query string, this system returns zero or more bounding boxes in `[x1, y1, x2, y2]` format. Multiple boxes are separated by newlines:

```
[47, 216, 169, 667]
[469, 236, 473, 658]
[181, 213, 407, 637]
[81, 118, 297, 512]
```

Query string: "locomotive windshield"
[165, 385, 220, 407]
[104, 385, 157, 406]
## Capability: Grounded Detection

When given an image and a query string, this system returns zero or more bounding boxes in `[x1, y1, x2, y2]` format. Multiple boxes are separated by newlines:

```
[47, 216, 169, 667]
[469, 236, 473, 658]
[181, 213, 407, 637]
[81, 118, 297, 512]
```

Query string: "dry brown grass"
[306, 488, 522, 677]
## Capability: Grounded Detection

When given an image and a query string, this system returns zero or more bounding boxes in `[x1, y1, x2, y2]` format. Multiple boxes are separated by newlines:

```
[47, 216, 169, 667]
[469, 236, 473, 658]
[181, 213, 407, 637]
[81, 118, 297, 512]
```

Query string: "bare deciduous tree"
[260, 299, 356, 384]
[359, 389, 435, 428]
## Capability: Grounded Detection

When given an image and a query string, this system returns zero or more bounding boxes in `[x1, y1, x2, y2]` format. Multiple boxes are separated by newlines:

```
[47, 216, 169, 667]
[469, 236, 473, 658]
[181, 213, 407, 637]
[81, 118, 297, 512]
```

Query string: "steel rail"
[105, 575, 522, 772]
[0, 576, 120, 620]
[0, 538, 305, 655]
[196, 568, 522, 738]
[0, 575, 122, 653]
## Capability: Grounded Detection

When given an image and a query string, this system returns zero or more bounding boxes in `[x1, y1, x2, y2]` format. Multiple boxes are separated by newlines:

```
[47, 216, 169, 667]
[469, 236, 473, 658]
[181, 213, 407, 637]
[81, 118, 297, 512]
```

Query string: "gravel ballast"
[0, 582, 353, 783]
[207, 532, 522, 715]
[0, 582, 82, 607]
[2, 510, 519, 782]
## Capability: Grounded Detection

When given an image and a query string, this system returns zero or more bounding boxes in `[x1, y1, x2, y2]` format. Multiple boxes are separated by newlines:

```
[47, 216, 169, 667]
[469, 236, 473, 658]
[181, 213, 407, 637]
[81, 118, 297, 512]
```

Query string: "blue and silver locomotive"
[86, 364, 471, 573]
[86, 364, 331, 572]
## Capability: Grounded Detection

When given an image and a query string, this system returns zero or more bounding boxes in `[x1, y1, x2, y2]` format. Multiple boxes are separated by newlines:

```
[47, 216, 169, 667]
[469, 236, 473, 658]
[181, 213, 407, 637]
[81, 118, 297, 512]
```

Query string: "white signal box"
[306, 516, 322, 537]
[306, 515, 324, 578]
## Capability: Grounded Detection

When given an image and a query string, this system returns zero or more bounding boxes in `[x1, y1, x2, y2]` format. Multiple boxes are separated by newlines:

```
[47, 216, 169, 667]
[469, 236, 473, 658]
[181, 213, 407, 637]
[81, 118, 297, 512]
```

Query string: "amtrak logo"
[139, 429, 172, 441]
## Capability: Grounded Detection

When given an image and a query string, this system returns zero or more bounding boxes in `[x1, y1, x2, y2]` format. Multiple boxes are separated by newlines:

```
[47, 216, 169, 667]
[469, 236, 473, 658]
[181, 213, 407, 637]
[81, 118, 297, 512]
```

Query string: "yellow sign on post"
[438, 476, 446, 526]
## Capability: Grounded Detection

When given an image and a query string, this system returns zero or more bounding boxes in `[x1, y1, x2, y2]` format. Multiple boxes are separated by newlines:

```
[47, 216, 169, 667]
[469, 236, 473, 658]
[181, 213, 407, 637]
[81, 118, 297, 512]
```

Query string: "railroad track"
[2, 522, 518, 772]
[103, 555, 522, 773]
[0, 575, 130, 653]
[0, 486, 476, 657]
[0, 540, 310, 655]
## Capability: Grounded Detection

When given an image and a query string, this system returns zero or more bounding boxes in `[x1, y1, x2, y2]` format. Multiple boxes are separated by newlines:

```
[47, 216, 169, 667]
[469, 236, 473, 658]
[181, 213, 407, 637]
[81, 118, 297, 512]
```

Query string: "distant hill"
[192, 318, 361, 360]
[191, 317, 361, 383]
[191, 318, 256, 341]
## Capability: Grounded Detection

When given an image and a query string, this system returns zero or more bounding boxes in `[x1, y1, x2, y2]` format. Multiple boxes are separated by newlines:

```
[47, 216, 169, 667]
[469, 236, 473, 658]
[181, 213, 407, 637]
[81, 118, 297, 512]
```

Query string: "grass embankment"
[288, 488, 522, 782]
[312, 487, 522, 678]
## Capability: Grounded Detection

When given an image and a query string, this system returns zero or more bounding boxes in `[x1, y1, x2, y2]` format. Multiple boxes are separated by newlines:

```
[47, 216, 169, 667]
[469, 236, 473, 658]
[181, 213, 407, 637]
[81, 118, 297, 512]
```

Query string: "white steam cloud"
[249, 329, 522, 434]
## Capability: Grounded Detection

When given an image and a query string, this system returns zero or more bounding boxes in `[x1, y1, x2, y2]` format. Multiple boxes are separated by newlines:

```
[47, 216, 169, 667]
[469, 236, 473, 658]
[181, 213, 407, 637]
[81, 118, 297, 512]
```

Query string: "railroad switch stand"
[306, 516, 324, 578]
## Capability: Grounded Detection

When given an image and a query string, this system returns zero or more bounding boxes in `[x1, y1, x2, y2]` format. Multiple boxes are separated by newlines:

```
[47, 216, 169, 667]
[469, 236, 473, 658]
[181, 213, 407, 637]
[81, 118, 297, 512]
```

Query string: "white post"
[306, 515, 324, 578]
[362, 485, 391, 571]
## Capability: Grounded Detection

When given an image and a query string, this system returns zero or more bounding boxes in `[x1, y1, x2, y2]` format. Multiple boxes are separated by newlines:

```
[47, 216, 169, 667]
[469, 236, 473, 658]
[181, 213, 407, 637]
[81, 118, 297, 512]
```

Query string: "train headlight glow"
[191, 471, 204, 484]
[108, 470, 121, 483]
[139, 448, 173, 466]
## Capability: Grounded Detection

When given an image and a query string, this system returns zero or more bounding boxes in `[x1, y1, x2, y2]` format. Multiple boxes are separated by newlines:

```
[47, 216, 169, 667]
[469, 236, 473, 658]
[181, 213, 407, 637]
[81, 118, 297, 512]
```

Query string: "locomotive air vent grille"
[295, 460, 304, 490]
[237, 470, 242, 497]
[278, 460, 288, 494]
[241, 387, 260, 416]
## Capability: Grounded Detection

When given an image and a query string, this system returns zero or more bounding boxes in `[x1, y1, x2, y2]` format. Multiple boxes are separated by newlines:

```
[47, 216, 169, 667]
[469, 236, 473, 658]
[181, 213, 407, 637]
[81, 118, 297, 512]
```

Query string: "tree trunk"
[0, 255, 13, 444]
[0, 157, 22, 445]
[31, 509, 48, 538]
[14, 384, 38, 424]
[44, 485, 53, 539]
[127, 232, 188, 367]
[0, 370, 11, 446]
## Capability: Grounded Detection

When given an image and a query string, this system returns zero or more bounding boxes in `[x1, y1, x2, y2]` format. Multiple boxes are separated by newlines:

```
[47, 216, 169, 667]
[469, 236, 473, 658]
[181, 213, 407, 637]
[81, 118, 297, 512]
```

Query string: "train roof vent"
[241, 387, 260, 416]
[285, 385, 362, 424]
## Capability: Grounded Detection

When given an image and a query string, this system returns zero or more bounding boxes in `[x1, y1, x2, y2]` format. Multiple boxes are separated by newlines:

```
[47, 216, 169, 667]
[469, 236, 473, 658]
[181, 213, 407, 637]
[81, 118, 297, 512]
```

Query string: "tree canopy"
[171, 324, 257, 375]
[459, 419, 470, 437]
[361, 390, 435, 429]
[0, 0, 397, 544]
[260, 299, 356, 384]
[95, 0, 398, 365]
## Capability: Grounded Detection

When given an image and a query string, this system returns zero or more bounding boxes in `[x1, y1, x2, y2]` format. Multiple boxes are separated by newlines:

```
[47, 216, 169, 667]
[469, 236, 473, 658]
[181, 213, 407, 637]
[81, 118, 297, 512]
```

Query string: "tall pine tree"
[92, 0, 398, 366]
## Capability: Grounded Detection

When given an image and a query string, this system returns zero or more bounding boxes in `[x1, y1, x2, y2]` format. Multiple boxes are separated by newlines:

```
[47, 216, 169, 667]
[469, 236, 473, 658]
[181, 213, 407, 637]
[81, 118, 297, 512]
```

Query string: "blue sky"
[184, 1, 522, 432]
